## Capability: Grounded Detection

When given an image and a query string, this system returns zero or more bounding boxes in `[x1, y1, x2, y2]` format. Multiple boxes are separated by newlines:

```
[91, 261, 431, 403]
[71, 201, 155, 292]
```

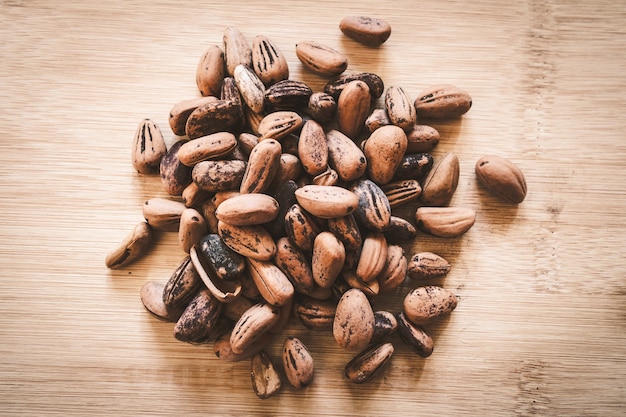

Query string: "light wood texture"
[1, 1, 625, 415]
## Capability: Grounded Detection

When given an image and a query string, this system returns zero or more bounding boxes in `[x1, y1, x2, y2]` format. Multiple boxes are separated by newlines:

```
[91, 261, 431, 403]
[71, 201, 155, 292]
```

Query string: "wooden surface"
[1, 0, 625, 415]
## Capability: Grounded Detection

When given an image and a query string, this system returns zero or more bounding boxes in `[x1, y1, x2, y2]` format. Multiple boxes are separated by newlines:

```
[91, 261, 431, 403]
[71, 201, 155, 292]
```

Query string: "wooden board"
[1, 0, 625, 415]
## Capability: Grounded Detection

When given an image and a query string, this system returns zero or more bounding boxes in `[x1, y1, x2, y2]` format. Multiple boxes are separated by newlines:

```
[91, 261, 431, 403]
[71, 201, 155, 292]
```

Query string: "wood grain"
[1, 0, 625, 415]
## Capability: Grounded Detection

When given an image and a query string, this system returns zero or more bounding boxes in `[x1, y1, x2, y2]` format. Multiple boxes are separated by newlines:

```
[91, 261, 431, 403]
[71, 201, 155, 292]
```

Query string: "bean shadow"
[425, 117, 464, 152]
[473, 178, 523, 232]
[339, 36, 390, 78]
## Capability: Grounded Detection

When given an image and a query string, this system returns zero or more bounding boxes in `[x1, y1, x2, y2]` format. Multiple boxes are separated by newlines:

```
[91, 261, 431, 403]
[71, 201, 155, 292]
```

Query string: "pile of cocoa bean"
[106, 17, 527, 398]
